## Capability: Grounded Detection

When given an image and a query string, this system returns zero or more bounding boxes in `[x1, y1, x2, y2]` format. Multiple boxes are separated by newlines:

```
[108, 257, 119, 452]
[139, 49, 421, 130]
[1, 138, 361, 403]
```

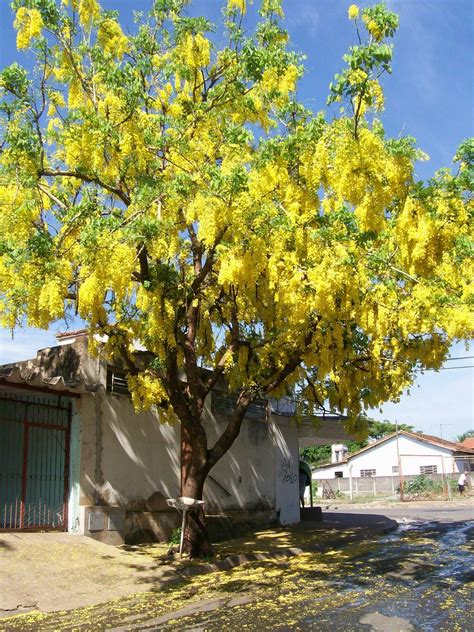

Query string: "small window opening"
[420, 465, 437, 475]
[106, 367, 130, 396]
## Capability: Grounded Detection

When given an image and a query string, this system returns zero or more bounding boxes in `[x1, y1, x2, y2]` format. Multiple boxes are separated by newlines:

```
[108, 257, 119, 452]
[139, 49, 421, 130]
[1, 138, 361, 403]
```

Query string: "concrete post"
[349, 465, 353, 502]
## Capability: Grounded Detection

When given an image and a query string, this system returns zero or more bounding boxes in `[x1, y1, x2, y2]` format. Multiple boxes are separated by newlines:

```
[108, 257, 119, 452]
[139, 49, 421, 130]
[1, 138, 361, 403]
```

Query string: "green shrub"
[404, 475, 442, 495]
[169, 527, 181, 546]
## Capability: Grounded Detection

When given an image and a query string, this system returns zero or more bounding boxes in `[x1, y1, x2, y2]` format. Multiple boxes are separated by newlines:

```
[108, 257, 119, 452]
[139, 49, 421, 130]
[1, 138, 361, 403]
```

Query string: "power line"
[445, 356, 474, 361]
[433, 365, 473, 371]
[414, 365, 473, 372]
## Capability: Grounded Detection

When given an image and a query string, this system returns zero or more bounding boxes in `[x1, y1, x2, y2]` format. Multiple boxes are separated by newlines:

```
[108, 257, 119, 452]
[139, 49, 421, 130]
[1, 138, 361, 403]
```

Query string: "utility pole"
[396, 420, 404, 502]
[432, 423, 452, 439]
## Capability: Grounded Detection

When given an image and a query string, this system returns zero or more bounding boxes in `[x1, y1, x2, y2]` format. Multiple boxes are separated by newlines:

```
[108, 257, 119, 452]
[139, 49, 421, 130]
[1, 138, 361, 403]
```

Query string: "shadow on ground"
[0, 511, 398, 631]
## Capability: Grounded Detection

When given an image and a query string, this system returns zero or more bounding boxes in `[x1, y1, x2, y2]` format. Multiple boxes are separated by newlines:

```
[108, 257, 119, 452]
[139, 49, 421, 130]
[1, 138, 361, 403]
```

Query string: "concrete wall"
[203, 404, 277, 513]
[57, 338, 299, 542]
[271, 416, 300, 525]
[5, 336, 303, 542]
[313, 435, 460, 481]
[77, 388, 279, 497]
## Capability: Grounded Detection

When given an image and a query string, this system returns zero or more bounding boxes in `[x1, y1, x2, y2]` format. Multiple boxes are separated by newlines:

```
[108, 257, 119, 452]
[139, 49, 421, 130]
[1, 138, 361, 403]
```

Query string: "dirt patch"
[0, 532, 179, 614]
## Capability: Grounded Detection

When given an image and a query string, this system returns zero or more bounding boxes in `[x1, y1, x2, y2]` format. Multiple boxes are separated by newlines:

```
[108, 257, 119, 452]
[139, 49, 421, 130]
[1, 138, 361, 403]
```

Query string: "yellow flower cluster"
[127, 372, 173, 416]
[300, 122, 412, 232]
[0, 183, 32, 244]
[364, 17, 383, 41]
[260, 64, 299, 97]
[188, 193, 227, 247]
[97, 19, 129, 58]
[395, 193, 468, 276]
[347, 69, 367, 85]
[59, 83, 150, 179]
[78, 0, 101, 28]
[0, 255, 70, 329]
[368, 79, 384, 111]
[227, 0, 246, 13]
[178, 33, 211, 69]
[135, 286, 177, 355]
[68, 78, 86, 109]
[35, 279, 67, 326]
[78, 240, 136, 321]
[348, 4, 359, 20]
[14, 7, 43, 50]
[261, 0, 284, 17]
[47, 91, 66, 116]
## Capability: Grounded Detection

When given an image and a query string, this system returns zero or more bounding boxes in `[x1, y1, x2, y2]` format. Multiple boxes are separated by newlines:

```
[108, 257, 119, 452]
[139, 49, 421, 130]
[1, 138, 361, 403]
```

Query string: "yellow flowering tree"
[1, 0, 472, 555]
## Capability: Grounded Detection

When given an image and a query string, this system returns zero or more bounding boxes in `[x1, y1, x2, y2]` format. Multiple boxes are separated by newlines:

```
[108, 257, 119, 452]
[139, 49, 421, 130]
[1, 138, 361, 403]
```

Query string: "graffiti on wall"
[280, 457, 297, 484]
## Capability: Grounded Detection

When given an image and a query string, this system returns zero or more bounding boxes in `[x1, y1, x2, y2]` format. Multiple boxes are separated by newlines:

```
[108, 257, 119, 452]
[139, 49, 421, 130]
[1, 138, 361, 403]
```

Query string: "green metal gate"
[0, 391, 71, 531]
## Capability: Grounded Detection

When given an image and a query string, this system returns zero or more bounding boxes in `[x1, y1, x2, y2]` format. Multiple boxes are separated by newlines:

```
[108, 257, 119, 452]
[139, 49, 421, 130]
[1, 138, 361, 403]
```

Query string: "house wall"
[353, 435, 455, 477]
[312, 462, 349, 480]
[64, 339, 298, 542]
[270, 417, 300, 525]
[313, 435, 462, 482]
[203, 405, 277, 513]
[78, 390, 279, 490]
[3, 337, 304, 542]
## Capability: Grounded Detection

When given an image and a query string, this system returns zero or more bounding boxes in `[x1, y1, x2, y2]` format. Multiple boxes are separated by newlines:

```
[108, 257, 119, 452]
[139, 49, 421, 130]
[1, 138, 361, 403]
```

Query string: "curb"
[182, 546, 304, 577]
[180, 518, 398, 578]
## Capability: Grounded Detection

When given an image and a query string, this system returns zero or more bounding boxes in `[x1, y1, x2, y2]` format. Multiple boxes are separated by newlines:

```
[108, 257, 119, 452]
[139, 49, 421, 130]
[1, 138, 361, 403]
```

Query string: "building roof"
[0, 365, 95, 396]
[409, 431, 474, 454]
[55, 329, 88, 339]
[312, 430, 474, 470]
[461, 437, 474, 449]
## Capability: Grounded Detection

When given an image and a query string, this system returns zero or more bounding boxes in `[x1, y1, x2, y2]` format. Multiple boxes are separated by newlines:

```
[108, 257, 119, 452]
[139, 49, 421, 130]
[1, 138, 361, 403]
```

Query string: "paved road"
[323, 499, 474, 523]
[101, 514, 472, 631]
[137, 513, 473, 631]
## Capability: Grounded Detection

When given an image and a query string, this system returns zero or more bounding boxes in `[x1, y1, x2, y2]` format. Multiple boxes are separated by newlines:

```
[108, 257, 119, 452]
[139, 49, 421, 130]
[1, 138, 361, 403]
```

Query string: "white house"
[0, 331, 352, 543]
[312, 431, 474, 498]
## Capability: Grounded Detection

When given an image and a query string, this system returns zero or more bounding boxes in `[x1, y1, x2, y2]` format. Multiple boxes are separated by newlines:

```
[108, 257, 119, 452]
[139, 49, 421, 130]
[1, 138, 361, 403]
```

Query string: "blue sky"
[0, 1, 472, 439]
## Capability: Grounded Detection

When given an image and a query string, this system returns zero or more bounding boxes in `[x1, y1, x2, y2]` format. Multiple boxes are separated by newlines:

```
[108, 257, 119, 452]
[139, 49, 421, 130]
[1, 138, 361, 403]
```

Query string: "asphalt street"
[323, 499, 473, 523]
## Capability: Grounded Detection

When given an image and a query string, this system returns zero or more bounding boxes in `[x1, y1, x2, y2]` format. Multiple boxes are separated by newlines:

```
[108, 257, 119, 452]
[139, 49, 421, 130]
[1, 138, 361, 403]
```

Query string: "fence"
[313, 451, 474, 501]
[314, 471, 472, 500]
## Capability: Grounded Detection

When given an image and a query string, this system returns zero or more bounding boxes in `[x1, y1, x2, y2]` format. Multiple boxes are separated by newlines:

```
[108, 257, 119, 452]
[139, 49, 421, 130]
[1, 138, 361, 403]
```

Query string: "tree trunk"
[175, 391, 253, 558]
[180, 423, 214, 558]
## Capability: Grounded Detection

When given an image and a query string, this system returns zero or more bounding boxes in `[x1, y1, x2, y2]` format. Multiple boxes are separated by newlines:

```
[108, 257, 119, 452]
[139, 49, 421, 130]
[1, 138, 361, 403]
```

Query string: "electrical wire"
[427, 365, 473, 371]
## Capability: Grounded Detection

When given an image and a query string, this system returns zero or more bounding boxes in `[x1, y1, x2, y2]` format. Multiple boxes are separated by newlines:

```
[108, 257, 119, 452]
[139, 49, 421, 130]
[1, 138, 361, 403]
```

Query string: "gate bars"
[0, 392, 71, 531]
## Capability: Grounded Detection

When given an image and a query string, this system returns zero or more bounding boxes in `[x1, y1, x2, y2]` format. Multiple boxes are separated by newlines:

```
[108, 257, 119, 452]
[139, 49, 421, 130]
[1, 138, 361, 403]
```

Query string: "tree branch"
[261, 328, 315, 396]
[39, 169, 131, 205]
[207, 389, 254, 468]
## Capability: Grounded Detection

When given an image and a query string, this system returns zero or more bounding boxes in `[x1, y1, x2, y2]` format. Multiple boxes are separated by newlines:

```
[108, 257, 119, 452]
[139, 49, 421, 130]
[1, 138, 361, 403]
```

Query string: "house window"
[335, 471, 343, 478]
[420, 465, 437, 475]
[106, 367, 130, 396]
[360, 469, 376, 478]
[392, 466, 399, 474]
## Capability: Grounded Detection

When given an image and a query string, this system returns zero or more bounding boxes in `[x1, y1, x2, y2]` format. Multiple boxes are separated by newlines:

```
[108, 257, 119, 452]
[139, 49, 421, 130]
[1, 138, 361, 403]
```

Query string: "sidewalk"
[0, 510, 397, 621]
